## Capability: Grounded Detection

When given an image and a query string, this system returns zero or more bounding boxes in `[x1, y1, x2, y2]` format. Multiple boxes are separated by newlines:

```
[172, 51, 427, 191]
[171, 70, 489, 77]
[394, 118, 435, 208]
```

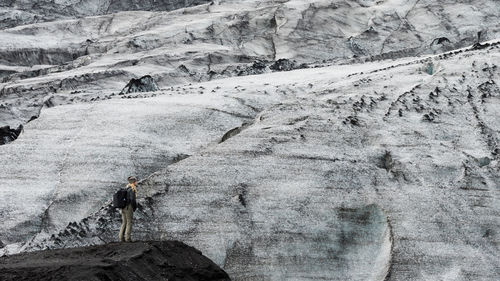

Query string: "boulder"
[120, 75, 160, 95]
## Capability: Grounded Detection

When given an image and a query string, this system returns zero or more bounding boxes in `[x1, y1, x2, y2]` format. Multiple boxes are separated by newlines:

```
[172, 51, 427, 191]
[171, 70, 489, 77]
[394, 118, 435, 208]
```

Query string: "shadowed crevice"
[219, 122, 252, 143]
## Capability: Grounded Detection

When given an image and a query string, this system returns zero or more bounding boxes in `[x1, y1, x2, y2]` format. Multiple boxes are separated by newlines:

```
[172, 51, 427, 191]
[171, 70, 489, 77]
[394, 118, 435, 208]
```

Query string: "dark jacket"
[126, 187, 137, 211]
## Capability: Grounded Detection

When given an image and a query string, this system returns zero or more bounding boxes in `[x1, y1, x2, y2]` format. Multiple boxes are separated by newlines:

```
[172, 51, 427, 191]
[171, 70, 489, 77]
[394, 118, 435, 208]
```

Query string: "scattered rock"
[237, 60, 270, 76]
[236, 59, 309, 76]
[343, 115, 360, 126]
[270, 58, 296, 71]
[477, 157, 491, 167]
[423, 112, 436, 122]
[379, 151, 393, 172]
[251, 60, 268, 71]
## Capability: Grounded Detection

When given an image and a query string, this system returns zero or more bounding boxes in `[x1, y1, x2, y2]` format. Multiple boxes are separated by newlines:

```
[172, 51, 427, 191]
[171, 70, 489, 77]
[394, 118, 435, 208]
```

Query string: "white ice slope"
[11, 43, 500, 280]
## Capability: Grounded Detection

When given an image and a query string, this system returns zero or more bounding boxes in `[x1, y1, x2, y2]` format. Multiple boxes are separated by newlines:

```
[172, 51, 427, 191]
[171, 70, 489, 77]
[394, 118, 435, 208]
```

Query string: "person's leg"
[119, 208, 126, 242]
[125, 205, 134, 242]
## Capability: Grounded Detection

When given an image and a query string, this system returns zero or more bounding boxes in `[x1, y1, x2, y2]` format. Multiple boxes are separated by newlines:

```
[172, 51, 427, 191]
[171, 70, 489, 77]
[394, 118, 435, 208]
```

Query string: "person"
[119, 176, 138, 242]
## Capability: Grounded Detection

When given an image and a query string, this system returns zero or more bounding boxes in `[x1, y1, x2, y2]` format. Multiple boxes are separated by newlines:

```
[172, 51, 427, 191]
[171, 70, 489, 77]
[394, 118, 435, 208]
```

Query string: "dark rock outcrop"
[120, 75, 160, 95]
[0, 125, 22, 145]
[0, 240, 230, 281]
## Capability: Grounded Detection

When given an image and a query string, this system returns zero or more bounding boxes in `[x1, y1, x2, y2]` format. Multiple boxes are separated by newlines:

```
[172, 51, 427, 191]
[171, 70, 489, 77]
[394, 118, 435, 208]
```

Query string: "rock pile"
[0, 240, 230, 281]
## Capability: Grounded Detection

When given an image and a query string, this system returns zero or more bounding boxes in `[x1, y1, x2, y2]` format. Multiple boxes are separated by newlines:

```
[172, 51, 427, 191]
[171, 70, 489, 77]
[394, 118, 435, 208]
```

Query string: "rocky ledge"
[0, 240, 230, 281]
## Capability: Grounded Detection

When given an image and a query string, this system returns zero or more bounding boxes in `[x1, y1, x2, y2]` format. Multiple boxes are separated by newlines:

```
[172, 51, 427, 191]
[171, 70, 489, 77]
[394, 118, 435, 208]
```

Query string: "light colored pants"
[119, 204, 134, 242]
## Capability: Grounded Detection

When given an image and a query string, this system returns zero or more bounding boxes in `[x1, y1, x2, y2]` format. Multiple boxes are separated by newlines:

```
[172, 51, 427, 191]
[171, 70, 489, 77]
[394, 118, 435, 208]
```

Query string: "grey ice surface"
[1, 0, 498, 126]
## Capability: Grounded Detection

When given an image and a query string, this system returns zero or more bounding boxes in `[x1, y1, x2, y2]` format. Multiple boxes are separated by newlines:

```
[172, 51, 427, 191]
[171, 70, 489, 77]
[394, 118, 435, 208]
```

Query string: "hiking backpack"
[113, 188, 128, 208]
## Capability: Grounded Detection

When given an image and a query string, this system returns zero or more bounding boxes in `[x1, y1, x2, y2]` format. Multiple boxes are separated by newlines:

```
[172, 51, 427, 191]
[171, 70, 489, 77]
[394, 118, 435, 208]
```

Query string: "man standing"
[119, 176, 138, 242]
